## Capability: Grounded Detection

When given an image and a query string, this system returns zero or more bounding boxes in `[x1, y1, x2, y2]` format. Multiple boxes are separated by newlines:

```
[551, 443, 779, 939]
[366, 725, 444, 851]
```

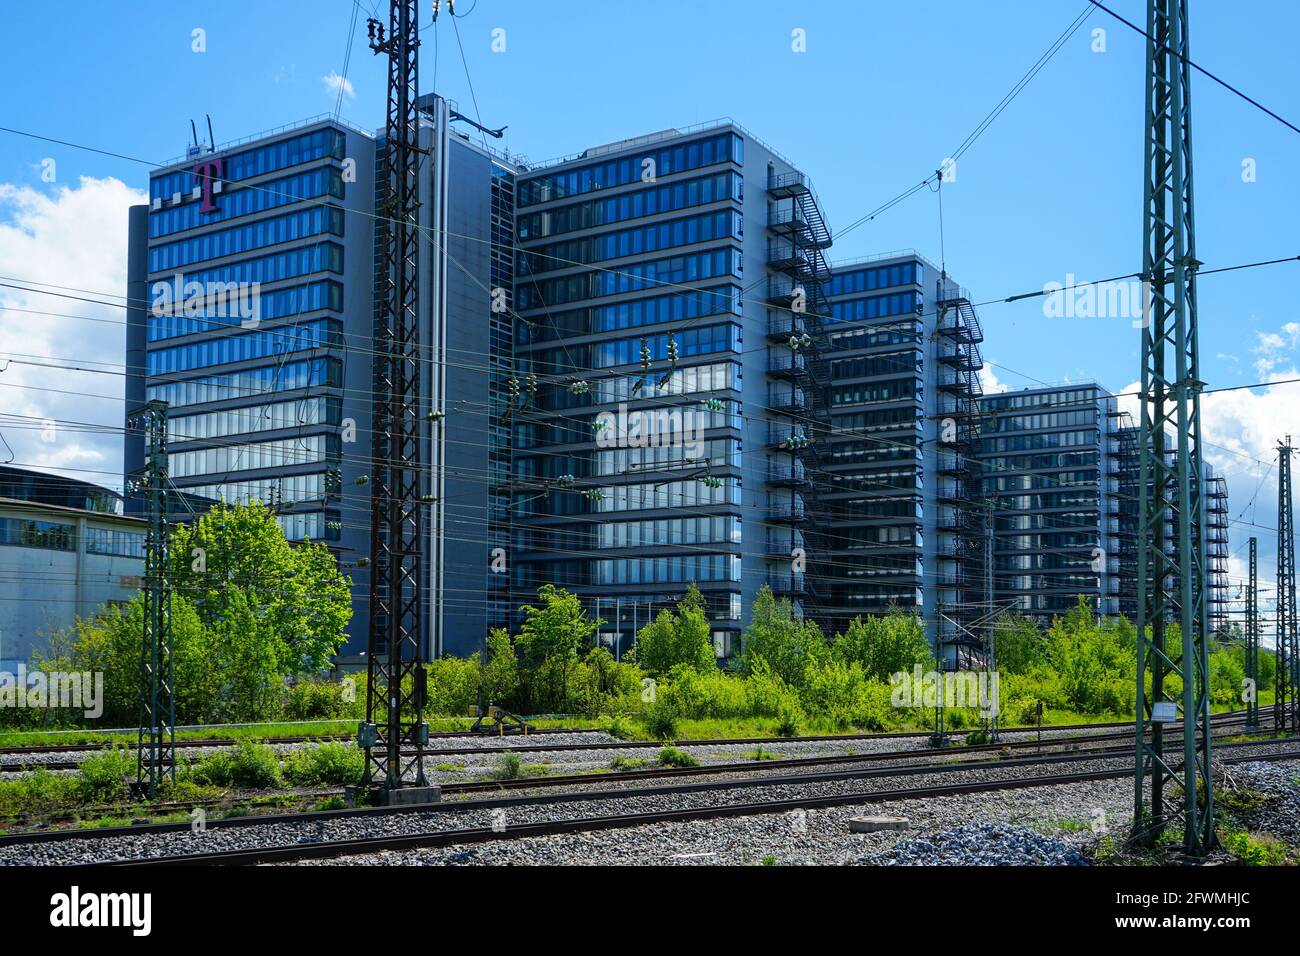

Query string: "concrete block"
[849, 815, 910, 833]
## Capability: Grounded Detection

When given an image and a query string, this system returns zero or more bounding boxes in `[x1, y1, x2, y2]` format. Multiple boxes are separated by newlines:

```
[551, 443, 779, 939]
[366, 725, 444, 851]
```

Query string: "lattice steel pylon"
[1132, 0, 1214, 855]
[360, 0, 429, 790]
[128, 400, 174, 798]
[1246, 536, 1259, 728]
[1275, 440, 1297, 733]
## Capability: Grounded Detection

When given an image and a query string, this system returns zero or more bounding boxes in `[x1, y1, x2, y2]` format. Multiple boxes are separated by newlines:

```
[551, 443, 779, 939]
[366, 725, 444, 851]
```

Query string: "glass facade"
[141, 123, 352, 545]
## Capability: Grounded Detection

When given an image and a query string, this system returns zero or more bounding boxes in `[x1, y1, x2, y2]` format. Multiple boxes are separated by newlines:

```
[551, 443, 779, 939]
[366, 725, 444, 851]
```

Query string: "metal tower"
[1246, 536, 1259, 728]
[128, 400, 174, 797]
[360, 0, 429, 791]
[1275, 439, 1297, 733]
[1132, 0, 1214, 854]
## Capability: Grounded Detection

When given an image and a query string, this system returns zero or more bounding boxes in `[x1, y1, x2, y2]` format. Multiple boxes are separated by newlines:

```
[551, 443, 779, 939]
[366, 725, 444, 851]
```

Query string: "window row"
[594, 360, 740, 404]
[0, 517, 74, 551]
[147, 281, 343, 342]
[828, 291, 924, 324]
[517, 172, 740, 243]
[517, 133, 743, 207]
[156, 242, 342, 290]
[593, 553, 741, 585]
[149, 168, 343, 238]
[177, 471, 328, 508]
[590, 476, 740, 513]
[595, 438, 739, 477]
[595, 515, 741, 550]
[84, 527, 146, 558]
[832, 378, 920, 407]
[150, 128, 345, 201]
[594, 322, 740, 369]
[827, 320, 923, 352]
[149, 206, 343, 273]
[830, 354, 920, 380]
[147, 319, 337, 376]
[980, 430, 1100, 454]
[518, 212, 740, 291]
[146, 358, 338, 408]
[986, 409, 1099, 432]
[516, 250, 737, 310]
[170, 433, 337, 479]
[169, 396, 335, 443]
[827, 261, 922, 296]
[982, 388, 1103, 411]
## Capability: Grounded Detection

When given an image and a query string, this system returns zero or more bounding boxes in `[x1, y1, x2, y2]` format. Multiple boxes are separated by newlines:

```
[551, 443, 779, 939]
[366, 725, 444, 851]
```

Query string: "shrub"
[643, 701, 678, 740]
[191, 741, 283, 789]
[657, 746, 698, 768]
[285, 680, 350, 720]
[775, 707, 800, 738]
[494, 752, 523, 780]
[283, 742, 363, 787]
[76, 747, 134, 802]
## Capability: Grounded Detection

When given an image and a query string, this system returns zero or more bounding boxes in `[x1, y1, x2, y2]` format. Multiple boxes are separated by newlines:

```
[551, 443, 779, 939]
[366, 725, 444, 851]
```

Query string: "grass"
[1220, 827, 1289, 866]
[611, 755, 651, 771]
[0, 716, 482, 749]
[433, 761, 467, 773]
[490, 752, 550, 780]
[743, 746, 782, 762]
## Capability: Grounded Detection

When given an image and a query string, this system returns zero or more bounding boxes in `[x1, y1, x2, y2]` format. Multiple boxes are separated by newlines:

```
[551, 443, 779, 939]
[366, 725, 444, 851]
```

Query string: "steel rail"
[103, 747, 1300, 867]
[5, 735, 1293, 854]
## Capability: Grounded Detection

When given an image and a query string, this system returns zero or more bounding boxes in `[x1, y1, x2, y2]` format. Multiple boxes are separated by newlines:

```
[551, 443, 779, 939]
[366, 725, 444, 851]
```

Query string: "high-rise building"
[821, 254, 986, 650]
[509, 122, 835, 657]
[978, 384, 1230, 631]
[976, 384, 1122, 623]
[123, 104, 1232, 666]
[124, 106, 514, 660]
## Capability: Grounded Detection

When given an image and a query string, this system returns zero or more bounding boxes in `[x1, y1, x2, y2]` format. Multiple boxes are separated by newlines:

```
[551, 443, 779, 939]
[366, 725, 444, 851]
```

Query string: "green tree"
[831, 609, 933, 682]
[632, 585, 716, 676]
[170, 501, 351, 676]
[992, 613, 1047, 675]
[479, 627, 520, 706]
[738, 586, 827, 688]
[516, 585, 602, 710]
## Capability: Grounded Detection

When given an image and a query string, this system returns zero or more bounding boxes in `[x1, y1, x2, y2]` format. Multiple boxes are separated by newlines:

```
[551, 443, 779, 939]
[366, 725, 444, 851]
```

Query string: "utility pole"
[1133, 0, 1213, 855]
[1276, 439, 1297, 733]
[1246, 536, 1259, 728]
[359, 0, 431, 797]
[127, 400, 174, 798]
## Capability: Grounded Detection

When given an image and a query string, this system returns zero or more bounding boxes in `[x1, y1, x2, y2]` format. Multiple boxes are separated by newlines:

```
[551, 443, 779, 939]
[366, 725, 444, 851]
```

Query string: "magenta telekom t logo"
[191, 157, 224, 213]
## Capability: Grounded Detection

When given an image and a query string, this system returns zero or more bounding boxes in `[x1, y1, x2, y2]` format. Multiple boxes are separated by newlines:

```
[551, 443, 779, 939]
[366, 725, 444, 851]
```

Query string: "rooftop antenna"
[206, 114, 215, 151]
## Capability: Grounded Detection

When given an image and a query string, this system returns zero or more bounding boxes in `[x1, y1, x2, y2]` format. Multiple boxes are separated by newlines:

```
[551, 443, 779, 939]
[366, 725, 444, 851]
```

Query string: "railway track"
[0, 725, 585, 758]
[3, 734, 1294, 860]
[0, 710, 1260, 773]
[87, 741, 1300, 866]
[2, 720, 1264, 831]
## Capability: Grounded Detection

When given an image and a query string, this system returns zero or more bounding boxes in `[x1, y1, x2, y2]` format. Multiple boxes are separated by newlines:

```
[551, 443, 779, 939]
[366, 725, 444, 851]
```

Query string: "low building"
[0, 467, 145, 671]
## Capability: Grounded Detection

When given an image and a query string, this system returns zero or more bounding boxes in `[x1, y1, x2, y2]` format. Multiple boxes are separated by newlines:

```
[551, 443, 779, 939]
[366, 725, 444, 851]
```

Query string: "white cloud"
[979, 364, 1009, 394]
[321, 71, 355, 101]
[0, 176, 146, 492]
[1250, 321, 1300, 378]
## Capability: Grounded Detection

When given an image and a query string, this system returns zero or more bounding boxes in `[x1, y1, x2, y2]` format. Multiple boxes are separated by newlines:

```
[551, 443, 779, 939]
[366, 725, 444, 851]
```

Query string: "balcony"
[767, 169, 811, 198]
[768, 425, 808, 449]
[769, 390, 809, 414]
[768, 240, 813, 277]
[768, 351, 807, 378]
[768, 501, 807, 523]
[767, 312, 808, 340]
[767, 572, 809, 597]
[766, 462, 809, 486]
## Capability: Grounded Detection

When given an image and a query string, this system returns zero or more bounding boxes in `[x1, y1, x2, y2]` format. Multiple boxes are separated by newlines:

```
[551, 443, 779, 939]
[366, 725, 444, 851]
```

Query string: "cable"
[1087, 0, 1300, 138]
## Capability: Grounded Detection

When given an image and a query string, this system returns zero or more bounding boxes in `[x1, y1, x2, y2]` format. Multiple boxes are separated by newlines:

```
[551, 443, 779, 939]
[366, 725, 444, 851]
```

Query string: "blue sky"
[0, 0, 1296, 606]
